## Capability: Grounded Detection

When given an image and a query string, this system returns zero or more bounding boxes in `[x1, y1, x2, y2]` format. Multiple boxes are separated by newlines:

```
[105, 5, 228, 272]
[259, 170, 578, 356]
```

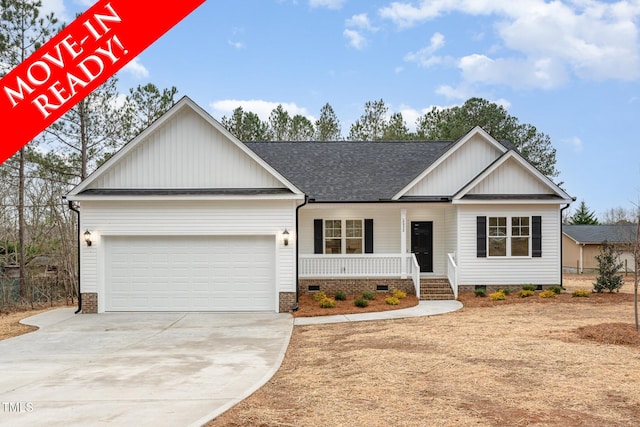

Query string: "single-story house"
[66, 97, 574, 313]
[562, 224, 637, 273]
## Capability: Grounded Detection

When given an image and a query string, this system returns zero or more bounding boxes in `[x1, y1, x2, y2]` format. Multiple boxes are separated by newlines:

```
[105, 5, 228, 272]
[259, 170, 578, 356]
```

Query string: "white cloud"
[40, 0, 69, 22]
[404, 32, 446, 67]
[344, 29, 367, 50]
[228, 40, 245, 49]
[564, 136, 584, 152]
[309, 0, 346, 10]
[457, 54, 568, 89]
[397, 105, 431, 131]
[122, 57, 149, 79]
[346, 13, 377, 31]
[435, 84, 474, 101]
[210, 99, 311, 122]
[380, 0, 640, 87]
[435, 84, 512, 110]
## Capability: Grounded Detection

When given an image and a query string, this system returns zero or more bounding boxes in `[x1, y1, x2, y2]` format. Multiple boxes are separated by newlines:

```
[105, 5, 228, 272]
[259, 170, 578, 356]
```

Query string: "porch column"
[401, 208, 407, 278]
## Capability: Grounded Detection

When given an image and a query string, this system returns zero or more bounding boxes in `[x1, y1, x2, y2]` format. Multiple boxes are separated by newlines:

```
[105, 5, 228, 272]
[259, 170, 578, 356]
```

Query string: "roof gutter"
[293, 195, 309, 311]
[67, 200, 82, 314]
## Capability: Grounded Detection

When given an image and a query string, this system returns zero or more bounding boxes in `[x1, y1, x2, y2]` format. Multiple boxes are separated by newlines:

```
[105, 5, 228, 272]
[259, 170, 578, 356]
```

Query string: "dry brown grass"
[209, 276, 640, 427]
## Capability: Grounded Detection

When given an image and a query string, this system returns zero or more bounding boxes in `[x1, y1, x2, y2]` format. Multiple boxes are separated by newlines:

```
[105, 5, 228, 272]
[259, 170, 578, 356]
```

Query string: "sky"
[45, 0, 640, 219]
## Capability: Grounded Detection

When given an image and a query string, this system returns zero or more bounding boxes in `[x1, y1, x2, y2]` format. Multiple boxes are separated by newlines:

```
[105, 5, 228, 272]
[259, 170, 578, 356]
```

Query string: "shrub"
[392, 289, 407, 299]
[385, 296, 400, 305]
[362, 291, 376, 300]
[572, 289, 590, 298]
[354, 298, 369, 307]
[319, 297, 336, 308]
[539, 289, 557, 298]
[593, 241, 624, 293]
[312, 291, 327, 301]
[521, 284, 537, 292]
[497, 288, 511, 296]
[489, 291, 506, 301]
[518, 289, 534, 298]
[474, 288, 486, 297]
[334, 291, 347, 301]
[548, 285, 563, 294]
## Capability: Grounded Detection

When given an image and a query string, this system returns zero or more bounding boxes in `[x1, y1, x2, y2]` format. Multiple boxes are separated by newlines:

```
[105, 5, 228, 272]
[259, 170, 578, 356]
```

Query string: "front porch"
[298, 253, 458, 299]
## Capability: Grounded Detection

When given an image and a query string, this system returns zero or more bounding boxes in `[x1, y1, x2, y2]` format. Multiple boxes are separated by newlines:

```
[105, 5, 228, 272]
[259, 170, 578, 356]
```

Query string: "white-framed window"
[488, 216, 530, 257]
[324, 219, 363, 254]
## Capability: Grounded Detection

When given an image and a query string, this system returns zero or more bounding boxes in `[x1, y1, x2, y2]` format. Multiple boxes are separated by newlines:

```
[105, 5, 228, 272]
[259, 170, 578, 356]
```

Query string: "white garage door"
[105, 235, 275, 311]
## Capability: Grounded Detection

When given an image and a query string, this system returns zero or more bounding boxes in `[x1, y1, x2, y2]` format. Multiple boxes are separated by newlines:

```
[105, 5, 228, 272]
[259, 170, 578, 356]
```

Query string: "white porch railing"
[447, 252, 458, 298]
[299, 253, 421, 296]
[409, 253, 420, 298]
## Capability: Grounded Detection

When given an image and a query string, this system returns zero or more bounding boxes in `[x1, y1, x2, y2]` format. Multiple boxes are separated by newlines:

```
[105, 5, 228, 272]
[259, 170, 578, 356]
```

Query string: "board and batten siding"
[456, 204, 561, 286]
[80, 200, 296, 312]
[468, 158, 550, 195]
[88, 107, 283, 190]
[405, 134, 502, 196]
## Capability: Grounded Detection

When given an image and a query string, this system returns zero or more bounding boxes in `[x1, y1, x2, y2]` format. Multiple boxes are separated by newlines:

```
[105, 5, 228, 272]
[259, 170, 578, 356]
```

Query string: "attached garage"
[66, 98, 304, 313]
[105, 235, 275, 311]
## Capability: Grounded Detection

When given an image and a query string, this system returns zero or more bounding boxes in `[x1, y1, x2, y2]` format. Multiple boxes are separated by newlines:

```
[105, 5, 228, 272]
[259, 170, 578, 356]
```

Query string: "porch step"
[420, 278, 455, 301]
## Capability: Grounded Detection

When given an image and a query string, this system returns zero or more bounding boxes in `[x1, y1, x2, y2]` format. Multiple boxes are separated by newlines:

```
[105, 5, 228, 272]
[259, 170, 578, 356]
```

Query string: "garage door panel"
[105, 236, 275, 311]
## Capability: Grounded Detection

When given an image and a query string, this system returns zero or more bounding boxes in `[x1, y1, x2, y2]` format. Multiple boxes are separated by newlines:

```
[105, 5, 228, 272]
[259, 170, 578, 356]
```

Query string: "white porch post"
[400, 208, 407, 278]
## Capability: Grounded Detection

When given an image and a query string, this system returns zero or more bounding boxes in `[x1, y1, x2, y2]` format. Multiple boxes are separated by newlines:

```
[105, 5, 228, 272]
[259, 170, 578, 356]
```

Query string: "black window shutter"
[532, 216, 542, 257]
[314, 219, 323, 254]
[364, 219, 374, 253]
[477, 216, 487, 257]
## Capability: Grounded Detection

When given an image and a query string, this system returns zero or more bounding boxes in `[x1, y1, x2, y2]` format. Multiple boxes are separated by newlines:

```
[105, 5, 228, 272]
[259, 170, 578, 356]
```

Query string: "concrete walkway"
[0, 309, 293, 427]
[294, 300, 463, 326]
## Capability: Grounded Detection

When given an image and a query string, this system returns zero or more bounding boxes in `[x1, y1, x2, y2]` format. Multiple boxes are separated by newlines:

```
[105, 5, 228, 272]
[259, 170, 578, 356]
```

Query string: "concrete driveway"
[0, 309, 293, 427]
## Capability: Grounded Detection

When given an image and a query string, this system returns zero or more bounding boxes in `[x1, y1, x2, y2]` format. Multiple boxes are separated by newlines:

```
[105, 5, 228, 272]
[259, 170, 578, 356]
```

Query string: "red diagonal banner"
[0, 0, 205, 164]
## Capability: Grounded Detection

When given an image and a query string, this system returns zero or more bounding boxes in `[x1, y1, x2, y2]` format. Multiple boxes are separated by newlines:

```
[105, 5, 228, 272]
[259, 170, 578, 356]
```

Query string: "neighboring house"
[562, 224, 637, 273]
[66, 97, 573, 313]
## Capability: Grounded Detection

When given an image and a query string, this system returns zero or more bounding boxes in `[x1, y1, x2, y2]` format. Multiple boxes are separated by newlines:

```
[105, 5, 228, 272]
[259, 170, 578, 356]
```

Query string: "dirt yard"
[0, 303, 72, 340]
[209, 275, 640, 427]
[2, 277, 639, 426]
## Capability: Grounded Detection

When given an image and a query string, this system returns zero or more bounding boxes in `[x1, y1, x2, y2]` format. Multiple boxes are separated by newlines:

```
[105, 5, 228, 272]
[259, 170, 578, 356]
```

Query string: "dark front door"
[411, 221, 433, 273]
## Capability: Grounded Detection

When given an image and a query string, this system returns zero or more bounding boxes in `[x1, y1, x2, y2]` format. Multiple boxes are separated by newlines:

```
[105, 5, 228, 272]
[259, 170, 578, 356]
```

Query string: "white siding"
[406, 134, 502, 196]
[299, 203, 456, 276]
[457, 204, 561, 286]
[445, 206, 458, 254]
[469, 158, 550, 195]
[299, 205, 400, 254]
[88, 108, 283, 190]
[80, 200, 296, 312]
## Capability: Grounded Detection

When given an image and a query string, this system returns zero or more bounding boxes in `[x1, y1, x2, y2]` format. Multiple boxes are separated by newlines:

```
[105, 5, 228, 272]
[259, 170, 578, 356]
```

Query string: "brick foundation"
[299, 278, 415, 296]
[279, 292, 296, 312]
[458, 284, 558, 294]
[81, 292, 98, 313]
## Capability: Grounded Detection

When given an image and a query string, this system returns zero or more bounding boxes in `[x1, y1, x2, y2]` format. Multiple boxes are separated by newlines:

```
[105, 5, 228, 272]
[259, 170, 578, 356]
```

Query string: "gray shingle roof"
[563, 224, 638, 244]
[245, 141, 454, 202]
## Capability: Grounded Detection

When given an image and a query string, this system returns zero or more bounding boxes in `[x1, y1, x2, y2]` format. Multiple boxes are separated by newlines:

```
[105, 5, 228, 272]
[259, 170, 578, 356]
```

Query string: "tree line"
[221, 97, 559, 179]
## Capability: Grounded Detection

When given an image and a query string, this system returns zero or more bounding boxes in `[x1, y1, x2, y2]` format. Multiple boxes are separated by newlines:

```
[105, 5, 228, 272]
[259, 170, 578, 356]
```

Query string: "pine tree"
[569, 200, 599, 225]
[593, 241, 624, 293]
